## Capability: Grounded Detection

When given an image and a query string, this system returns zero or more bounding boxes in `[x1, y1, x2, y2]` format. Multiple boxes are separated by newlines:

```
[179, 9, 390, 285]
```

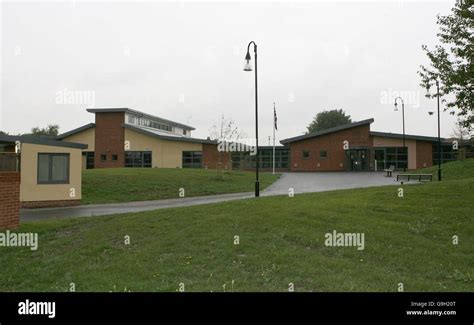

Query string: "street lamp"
[394, 97, 406, 172]
[243, 41, 259, 197]
[427, 79, 442, 181]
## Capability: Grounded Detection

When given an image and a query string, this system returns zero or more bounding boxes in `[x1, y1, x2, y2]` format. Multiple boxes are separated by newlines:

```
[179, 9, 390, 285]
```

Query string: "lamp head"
[428, 111, 434, 116]
[394, 101, 398, 111]
[243, 52, 252, 71]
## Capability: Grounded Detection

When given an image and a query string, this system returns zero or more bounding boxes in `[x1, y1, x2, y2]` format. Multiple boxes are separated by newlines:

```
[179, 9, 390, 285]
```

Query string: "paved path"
[21, 172, 400, 221]
[262, 171, 399, 196]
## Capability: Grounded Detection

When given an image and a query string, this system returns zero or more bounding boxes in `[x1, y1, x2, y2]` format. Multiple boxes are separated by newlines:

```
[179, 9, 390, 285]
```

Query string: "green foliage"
[419, 0, 474, 130]
[306, 109, 352, 133]
[24, 124, 60, 137]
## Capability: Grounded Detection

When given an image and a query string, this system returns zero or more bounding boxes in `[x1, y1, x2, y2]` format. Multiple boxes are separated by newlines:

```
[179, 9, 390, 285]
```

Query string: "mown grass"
[1, 175, 472, 292]
[81, 168, 280, 204]
[406, 158, 474, 181]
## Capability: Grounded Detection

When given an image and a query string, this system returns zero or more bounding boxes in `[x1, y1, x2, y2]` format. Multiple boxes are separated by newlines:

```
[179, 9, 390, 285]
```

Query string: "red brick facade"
[94, 112, 125, 168]
[289, 124, 373, 171]
[416, 140, 433, 169]
[0, 172, 21, 229]
[202, 143, 232, 169]
[21, 200, 81, 209]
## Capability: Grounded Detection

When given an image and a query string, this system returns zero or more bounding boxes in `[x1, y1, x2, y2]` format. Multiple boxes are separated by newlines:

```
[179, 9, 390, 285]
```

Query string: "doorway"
[347, 149, 369, 171]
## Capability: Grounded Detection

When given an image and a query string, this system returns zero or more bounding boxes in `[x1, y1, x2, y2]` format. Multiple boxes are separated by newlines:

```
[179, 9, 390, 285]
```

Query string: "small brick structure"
[202, 143, 232, 170]
[0, 172, 21, 229]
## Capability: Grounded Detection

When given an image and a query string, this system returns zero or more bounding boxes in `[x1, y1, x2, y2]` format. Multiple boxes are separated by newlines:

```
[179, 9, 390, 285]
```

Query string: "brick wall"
[94, 112, 125, 168]
[289, 124, 373, 171]
[0, 172, 21, 229]
[202, 143, 232, 169]
[416, 140, 433, 169]
[21, 200, 81, 209]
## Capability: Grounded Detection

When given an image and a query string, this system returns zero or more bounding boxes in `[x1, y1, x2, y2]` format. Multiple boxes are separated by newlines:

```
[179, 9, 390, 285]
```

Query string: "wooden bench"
[396, 174, 433, 184]
[384, 165, 395, 177]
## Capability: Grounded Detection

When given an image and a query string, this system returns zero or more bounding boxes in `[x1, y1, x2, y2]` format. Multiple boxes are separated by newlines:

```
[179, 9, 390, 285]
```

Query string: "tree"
[451, 118, 472, 144]
[209, 115, 246, 141]
[418, 0, 473, 130]
[306, 109, 352, 133]
[209, 116, 247, 175]
[24, 124, 60, 137]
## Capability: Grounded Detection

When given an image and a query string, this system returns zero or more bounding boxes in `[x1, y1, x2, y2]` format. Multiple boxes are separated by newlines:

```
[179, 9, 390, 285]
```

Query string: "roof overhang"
[0, 134, 88, 149]
[371, 131, 444, 142]
[123, 124, 216, 145]
[280, 118, 374, 145]
[56, 123, 95, 140]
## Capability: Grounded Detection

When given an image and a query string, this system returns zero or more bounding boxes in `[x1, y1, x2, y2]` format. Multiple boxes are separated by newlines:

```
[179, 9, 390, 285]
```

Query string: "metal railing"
[0, 153, 20, 172]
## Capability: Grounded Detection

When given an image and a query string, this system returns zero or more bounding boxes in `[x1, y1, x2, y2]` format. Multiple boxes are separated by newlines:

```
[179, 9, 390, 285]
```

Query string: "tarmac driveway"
[21, 172, 400, 221]
[262, 172, 399, 196]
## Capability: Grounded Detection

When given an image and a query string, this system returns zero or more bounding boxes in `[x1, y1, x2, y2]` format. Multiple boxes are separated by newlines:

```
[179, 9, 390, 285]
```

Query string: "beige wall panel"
[62, 127, 95, 152]
[124, 129, 202, 168]
[372, 136, 417, 169]
[20, 143, 82, 202]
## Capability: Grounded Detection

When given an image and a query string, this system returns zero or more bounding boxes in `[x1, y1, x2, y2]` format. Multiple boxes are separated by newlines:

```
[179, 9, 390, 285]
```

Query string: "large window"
[231, 148, 290, 169]
[374, 147, 408, 170]
[125, 151, 152, 168]
[182, 151, 202, 168]
[37, 153, 70, 184]
[127, 114, 173, 132]
[433, 143, 457, 165]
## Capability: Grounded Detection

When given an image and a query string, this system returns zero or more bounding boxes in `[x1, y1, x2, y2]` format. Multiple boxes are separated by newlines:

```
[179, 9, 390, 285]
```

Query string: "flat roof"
[56, 123, 95, 140]
[124, 124, 216, 145]
[371, 131, 444, 142]
[86, 107, 195, 131]
[0, 134, 88, 149]
[280, 118, 374, 144]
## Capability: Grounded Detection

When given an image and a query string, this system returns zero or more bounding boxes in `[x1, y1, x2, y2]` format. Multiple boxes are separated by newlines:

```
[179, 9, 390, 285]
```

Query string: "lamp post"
[243, 41, 259, 197]
[428, 80, 442, 181]
[394, 97, 406, 172]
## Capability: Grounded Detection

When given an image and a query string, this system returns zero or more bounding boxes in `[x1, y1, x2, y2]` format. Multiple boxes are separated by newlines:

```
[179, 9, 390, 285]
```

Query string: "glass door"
[374, 148, 385, 171]
[347, 149, 369, 171]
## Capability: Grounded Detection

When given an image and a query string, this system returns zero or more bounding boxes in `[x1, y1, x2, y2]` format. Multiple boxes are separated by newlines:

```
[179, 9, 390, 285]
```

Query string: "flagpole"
[273, 102, 276, 175]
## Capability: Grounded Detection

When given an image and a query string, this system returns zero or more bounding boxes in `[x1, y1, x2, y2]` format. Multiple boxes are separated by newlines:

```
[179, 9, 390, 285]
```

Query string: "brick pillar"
[94, 112, 125, 168]
[0, 172, 21, 229]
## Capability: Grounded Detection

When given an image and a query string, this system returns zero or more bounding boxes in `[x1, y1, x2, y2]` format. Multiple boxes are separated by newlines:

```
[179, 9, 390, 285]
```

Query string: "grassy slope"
[407, 158, 474, 181]
[81, 168, 280, 204]
[1, 175, 473, 292]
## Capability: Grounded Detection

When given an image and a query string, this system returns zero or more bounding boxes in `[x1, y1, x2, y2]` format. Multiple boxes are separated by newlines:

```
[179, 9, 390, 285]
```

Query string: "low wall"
[0, 172, 21, 229]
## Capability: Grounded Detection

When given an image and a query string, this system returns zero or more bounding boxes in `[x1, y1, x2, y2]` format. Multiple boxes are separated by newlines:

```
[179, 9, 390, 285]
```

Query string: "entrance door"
[347, 149, 369, 171]
[374, 148, 385, 171]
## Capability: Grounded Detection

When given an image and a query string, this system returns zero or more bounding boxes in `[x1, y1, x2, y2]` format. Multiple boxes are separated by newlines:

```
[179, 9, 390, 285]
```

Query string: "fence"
[0, 153, 20, 172]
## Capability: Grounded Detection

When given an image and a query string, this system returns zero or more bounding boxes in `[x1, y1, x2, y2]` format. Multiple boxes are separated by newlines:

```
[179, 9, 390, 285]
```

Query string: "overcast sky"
[1, 0, 457, 142]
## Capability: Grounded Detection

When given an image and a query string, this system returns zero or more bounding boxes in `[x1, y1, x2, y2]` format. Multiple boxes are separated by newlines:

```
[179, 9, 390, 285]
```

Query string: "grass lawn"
[1, 167, 473, 292]
[407, 157, 474, 181]
[81, 168, 280, 205]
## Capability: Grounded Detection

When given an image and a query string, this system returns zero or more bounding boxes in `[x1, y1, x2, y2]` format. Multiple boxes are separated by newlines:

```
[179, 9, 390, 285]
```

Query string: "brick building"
[280, 118, 446, 171]
[58, 108, 231, 170]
